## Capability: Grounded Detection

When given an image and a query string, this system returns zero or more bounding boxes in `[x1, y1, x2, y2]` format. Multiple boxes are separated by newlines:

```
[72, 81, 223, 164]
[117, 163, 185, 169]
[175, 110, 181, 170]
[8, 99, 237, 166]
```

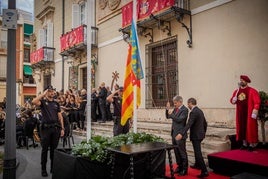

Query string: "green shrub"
[259, 91, 268, 121]
[0, 151, 3, 174]
[71, 132, 164, 163]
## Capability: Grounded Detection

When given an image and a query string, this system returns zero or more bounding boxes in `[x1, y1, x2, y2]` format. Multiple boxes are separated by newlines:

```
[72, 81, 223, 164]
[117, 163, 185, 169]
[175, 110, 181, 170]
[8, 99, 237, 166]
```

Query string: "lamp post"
[86, 0, 93, 140]
[3, 0, 17, 178]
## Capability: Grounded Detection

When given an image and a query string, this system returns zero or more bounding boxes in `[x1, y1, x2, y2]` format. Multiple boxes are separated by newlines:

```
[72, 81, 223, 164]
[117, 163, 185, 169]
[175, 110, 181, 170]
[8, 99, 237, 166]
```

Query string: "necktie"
[176, 108, 179, 113]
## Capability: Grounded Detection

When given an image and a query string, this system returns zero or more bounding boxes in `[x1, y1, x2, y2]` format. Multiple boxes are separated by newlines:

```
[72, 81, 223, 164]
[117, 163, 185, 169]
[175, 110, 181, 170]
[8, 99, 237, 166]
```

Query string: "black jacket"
[181, 106, 207, 141]
[166, 105, 189, 140]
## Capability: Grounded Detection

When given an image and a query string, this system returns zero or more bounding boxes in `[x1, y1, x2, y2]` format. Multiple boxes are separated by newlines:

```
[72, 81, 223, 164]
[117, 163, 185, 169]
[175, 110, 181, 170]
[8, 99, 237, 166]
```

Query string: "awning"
[24, 24, 33, 36]
[23, 65, 33, 75]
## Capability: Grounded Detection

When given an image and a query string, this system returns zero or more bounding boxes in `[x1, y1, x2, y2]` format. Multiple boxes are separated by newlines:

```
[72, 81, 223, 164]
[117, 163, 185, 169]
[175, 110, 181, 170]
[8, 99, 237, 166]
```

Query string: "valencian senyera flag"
[121, 19, 144, 126]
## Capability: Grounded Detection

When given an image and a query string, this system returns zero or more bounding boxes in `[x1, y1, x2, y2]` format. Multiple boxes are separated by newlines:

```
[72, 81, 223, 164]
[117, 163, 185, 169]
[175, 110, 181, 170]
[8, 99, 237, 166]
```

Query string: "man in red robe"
[230, 75, 261, 151]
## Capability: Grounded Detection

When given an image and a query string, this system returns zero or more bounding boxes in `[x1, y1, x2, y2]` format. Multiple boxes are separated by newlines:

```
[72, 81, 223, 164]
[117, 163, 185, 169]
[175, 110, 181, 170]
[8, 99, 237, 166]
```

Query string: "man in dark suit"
[97, 82, 108, 123]
[176, 98, 208, 178]
[166, 95, 189, 176]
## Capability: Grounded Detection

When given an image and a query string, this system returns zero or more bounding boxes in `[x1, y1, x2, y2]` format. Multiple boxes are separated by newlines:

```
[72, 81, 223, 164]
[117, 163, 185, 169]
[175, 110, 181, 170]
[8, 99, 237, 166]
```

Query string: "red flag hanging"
[121, 44, 134, 126]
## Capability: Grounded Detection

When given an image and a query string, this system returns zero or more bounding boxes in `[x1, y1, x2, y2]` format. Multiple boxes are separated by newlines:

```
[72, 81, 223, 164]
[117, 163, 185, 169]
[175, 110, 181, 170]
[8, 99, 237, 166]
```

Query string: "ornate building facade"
[0, 9, 35, 105]
[32, 0, 268, 130]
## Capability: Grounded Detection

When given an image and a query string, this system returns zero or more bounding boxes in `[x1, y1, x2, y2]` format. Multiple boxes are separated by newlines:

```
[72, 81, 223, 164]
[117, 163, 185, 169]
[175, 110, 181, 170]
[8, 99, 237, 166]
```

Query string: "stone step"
[73, 120, 233, 164]
[89, 121, 234, 142]
[77, 120, 234, 142]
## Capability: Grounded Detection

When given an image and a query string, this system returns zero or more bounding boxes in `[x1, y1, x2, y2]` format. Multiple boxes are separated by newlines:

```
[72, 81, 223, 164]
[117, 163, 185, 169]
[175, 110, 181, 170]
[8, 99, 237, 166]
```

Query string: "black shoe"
[16, 144, 23, 149]
[99, 120, 106, 123]
[240, 145, 247, 150]
[174, 167, 181, 173]
[190, 164, 201, 170]
[42, 170, 48, 177]
[178, 169, 188, 176]
[197, 172, 209, 178]
[248, 146, 255, 152]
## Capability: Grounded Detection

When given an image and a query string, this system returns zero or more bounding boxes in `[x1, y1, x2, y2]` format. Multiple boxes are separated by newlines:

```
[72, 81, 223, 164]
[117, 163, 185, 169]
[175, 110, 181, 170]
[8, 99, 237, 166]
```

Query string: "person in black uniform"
[106, 86, 131, 136]
[166, 95, 189, 176]
[32, 85, 65, 177]
[176, 98, 208, 178]
[97, 82, 108, 123]
[91, 88, 98, 122]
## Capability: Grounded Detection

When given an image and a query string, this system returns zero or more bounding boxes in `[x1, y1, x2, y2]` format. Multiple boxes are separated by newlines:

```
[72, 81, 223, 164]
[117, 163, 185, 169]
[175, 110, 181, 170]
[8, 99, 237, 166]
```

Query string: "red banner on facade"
[60, 25, 84, 52]
[122, 0, 175, 27]
[30, 47, 44, 64]
[122, 1, 133, 28]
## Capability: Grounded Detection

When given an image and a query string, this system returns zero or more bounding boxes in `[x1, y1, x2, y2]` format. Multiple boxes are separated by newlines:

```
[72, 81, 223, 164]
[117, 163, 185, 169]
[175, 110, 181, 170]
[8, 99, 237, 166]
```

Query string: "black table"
[107, 142, 176, 179]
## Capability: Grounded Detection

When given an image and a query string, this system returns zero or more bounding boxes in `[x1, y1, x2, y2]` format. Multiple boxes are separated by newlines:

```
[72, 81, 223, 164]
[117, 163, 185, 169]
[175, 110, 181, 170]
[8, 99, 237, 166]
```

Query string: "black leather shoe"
[190, 164, 201, 170]
[178, 169, 188, 176]
[197, 172, 209, 178]
[240, 145, 247, 150]
[42, 170, 48, 177]
[174, 167, 181, 173]
[248, 146, 255, 152]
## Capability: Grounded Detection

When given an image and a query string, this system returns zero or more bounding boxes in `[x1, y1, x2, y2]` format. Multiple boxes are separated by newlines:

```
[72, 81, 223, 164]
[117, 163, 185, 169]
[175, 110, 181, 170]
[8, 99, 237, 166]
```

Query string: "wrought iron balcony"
[60, 25, 98, 57]
[30, 46, 55, 68]
[120, 0, 192, 47]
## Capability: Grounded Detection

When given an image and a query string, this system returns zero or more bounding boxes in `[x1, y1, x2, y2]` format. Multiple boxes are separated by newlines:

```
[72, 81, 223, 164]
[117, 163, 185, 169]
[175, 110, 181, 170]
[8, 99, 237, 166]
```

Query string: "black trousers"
[91, 103, 97, 121]
[191, 139, 207, 173]
[40, 126, 60, 171]
[98, 102, 107, 121]
[113, 117, 130, 136]
[172, 136, 188, 170]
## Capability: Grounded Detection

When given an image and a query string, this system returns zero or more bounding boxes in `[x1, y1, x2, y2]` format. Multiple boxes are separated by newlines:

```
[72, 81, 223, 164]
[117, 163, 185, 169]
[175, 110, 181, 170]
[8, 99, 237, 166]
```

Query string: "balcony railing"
[60, 25, 98, 56]
[23, 76, 35, 84]
[120, 0, 192, 47]
[30, 46, 55, 67]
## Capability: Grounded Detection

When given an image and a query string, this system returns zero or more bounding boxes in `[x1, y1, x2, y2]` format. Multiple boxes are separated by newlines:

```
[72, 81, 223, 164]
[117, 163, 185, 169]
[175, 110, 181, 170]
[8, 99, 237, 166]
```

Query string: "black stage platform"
[208, 148, 268, 177]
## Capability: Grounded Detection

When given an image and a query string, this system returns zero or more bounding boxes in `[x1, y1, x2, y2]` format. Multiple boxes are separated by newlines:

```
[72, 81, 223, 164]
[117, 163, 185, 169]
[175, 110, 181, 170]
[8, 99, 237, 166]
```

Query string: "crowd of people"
[0, 81, 126, 148]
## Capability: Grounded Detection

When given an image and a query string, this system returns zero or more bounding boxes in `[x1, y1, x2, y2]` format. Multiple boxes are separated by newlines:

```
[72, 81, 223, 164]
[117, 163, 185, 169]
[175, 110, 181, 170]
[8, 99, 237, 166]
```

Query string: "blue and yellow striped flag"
[130, 19, 144, 80]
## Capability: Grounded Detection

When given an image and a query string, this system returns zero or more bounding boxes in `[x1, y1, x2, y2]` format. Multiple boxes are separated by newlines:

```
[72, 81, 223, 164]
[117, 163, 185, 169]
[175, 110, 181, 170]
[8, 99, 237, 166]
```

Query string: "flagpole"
[86, 0, 93, 140]
[133, 85, 137, 133]
[132, 0, 138, 133]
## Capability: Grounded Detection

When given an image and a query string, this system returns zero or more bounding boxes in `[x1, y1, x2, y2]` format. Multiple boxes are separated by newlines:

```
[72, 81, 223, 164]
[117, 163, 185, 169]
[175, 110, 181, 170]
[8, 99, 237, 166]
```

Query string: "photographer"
[106, 86, 131, 136]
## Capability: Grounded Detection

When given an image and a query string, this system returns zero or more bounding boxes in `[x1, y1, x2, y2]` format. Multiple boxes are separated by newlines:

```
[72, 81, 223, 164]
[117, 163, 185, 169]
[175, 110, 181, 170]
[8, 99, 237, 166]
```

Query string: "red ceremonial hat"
[240, 75, 251, 83]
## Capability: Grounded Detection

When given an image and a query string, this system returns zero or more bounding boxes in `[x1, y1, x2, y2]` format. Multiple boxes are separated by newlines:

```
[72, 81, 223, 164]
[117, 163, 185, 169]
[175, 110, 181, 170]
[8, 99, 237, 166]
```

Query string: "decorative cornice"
[35, 5, 55, 20]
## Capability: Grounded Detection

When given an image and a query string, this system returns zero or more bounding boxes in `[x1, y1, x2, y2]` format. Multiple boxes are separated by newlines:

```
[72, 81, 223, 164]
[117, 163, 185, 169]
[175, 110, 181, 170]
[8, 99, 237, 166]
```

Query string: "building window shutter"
[38, 29, 45, 49]
[0, 29, 7, 49]
[72, 4, 80, 28]
[81, 2, 86, 25]
[47, 22, 54, 47]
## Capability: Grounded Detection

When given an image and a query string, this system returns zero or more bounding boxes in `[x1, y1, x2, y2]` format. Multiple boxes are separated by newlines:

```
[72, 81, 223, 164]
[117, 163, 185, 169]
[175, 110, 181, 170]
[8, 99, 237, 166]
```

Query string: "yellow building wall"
[95, 0, 268, 126]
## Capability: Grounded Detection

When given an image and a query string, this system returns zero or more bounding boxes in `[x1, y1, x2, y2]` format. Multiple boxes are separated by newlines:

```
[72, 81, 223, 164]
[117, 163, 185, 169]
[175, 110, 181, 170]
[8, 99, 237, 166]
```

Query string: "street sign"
[2, 9, 18, 29]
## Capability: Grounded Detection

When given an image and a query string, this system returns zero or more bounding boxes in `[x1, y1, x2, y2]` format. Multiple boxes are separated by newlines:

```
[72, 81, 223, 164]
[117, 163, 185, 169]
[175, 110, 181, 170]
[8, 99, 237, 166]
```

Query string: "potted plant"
[258, 91, 268, 145]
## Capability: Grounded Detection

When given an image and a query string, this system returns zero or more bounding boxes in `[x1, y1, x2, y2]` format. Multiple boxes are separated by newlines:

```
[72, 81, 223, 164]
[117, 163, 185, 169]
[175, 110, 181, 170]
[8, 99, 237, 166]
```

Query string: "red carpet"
[165, 164, 229, 179]
[208, 149, 268, 166]
[208, 148, 268, 177]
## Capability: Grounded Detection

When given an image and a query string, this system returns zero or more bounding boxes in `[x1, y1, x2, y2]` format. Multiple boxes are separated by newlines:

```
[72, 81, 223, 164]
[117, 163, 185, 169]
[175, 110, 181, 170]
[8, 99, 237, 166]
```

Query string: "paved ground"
[0, 134, 86, 179]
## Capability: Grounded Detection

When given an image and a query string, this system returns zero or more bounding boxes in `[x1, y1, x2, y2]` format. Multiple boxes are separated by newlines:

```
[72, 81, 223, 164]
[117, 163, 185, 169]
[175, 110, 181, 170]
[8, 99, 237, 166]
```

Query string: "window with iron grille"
[146, 36, 178, 108]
